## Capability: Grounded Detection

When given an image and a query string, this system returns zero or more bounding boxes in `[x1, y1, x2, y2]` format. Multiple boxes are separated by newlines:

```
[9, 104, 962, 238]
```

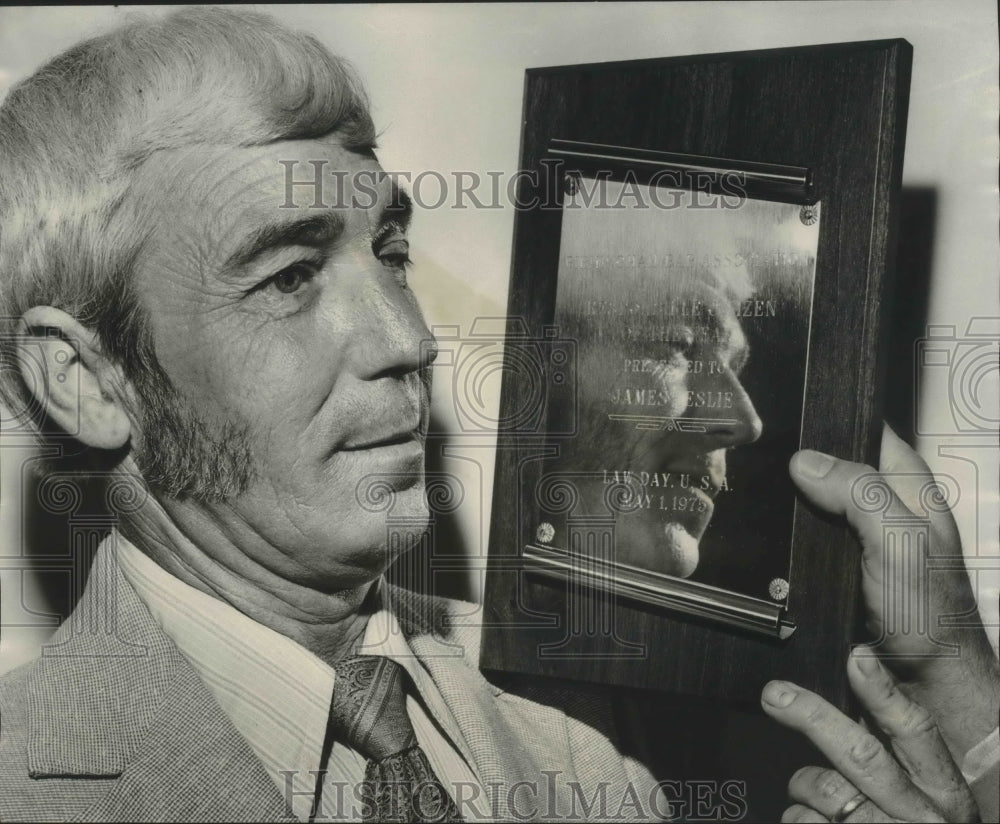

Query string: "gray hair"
[0, 6, 376, 475]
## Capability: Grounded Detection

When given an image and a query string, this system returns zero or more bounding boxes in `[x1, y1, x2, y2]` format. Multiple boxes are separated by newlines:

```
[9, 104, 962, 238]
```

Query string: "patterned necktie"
[329, 655, 463, 823]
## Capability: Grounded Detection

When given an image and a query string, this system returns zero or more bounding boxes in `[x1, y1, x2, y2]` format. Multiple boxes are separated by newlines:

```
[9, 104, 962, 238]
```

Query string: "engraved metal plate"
[527, 159, 820, 637]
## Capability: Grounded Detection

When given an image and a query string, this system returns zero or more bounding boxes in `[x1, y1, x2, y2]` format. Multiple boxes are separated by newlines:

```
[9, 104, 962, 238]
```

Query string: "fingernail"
[795, 450, 836, 479]
[762, 681, 797, 708]
[852, 650, 882, 677]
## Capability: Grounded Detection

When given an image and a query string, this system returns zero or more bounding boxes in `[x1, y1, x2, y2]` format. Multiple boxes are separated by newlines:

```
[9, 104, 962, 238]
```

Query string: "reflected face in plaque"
[576, 264, 763, 578]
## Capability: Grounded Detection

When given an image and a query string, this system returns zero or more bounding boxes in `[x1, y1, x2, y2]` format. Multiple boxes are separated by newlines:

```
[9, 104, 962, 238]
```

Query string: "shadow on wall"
[18, 467, 110, 627]
[387, 413, 479, 604]
[884, 187, 937, 442]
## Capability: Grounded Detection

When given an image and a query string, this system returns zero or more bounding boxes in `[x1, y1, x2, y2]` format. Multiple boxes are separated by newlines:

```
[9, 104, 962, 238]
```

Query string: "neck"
[113, 469, 375, 666]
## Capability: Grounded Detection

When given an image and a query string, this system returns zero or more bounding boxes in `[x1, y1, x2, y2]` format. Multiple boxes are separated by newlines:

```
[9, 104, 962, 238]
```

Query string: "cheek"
[174, 312, 343, 423]
[648, 354, 691, 418]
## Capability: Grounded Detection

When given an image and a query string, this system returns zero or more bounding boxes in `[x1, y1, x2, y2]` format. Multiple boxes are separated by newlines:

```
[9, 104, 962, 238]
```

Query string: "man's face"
[569, 267, 762, 578]
[126, 137, 433, 589]
[629, 273, 762, 576]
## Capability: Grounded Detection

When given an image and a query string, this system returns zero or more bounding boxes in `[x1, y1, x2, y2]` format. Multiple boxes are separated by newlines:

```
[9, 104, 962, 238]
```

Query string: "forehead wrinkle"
[223, 211, 347, 274]
[129, 148, 282, 289]
[191, 166, 295, 288]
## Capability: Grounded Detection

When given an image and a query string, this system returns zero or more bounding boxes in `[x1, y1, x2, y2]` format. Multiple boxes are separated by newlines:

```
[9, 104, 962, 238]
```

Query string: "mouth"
[335, 427, 426, 496]
[661, 450, 728, 500]
[341, 429, 421, 452]
[337, 374, 429, 455]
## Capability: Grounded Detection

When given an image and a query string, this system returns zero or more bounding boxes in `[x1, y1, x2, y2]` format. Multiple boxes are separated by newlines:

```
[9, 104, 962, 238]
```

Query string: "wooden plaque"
[480, 40, 911, 709]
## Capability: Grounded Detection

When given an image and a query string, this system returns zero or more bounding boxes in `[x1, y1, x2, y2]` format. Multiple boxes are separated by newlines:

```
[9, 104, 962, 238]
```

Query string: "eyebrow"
[224, 211, 347, 272]
[222, 183, 413, 274]
[379, 183, 414, 234]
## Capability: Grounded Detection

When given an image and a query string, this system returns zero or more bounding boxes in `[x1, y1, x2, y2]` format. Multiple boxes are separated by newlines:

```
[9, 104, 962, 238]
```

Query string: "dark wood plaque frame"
[480, 40, 912, 709]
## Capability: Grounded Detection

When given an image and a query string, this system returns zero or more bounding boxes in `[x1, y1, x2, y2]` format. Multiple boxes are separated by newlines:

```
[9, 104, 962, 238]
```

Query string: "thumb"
[789, 449, 912, 558]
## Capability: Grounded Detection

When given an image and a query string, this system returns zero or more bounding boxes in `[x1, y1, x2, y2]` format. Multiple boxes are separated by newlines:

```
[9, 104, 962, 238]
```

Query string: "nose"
[681, 358, 763, 451]
[355, 268, 438, 380]
[707, 375, 763, 448]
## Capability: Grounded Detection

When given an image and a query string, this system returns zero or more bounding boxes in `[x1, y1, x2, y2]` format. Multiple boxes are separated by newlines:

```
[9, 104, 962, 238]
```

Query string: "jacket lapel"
[25, 537, 290, 821]
[389, 585, 586, 820]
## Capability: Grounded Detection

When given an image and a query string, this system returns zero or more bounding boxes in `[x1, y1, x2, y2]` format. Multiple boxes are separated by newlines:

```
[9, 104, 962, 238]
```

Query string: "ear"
[18, 306, 132, 450]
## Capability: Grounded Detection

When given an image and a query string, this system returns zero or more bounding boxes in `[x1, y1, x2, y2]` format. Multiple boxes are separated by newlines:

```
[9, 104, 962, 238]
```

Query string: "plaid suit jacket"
[0, 545, 661, 822]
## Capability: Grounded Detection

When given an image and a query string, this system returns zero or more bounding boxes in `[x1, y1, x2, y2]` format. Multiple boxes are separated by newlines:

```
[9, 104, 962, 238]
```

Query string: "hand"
[762, 647, 981, 823]
[788, 424, 999, 759]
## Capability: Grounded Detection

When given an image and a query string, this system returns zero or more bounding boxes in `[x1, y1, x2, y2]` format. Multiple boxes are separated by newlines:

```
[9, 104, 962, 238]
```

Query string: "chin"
[309, 523, 430, 592]
[661, 523, 700, 578]
[614, 515, 702, 579]
[348, 486, 431, 562]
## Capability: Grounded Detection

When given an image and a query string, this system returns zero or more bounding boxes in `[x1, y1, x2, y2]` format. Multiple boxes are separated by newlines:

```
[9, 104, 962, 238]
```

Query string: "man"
[0, 7, 996, 823]
[0, 9, 665, 821]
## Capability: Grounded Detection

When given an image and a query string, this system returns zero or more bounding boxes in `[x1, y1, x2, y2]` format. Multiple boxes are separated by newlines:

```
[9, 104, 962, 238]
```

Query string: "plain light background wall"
[1, 2, 997, 673]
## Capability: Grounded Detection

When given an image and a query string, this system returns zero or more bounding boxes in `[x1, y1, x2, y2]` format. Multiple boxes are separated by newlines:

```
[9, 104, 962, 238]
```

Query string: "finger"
[878, 424, 929, 494]
[832, 800, 899, 823]
[848, 647, 979, 821]
[761, 680, 941, 821]
[788, 449, 910, 620]
[877, 424, 960, 548]
[788, 766, 865, 821]
[781, 804, 830, 823]
[788, 449, 914, 555]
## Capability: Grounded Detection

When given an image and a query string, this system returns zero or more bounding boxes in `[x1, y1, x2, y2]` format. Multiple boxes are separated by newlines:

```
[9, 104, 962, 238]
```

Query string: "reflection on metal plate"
[530, 175, 819, 634]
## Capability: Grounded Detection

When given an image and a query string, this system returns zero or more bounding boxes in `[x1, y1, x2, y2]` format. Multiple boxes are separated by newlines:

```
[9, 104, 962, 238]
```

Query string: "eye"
[377, 238, 412, 271]
[729, 344, 750, 376]
[242, 256, 323, 316]
[266, 262, 317, 295]
[666, 325, 696, 356]
[371, 218, 412, 274]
